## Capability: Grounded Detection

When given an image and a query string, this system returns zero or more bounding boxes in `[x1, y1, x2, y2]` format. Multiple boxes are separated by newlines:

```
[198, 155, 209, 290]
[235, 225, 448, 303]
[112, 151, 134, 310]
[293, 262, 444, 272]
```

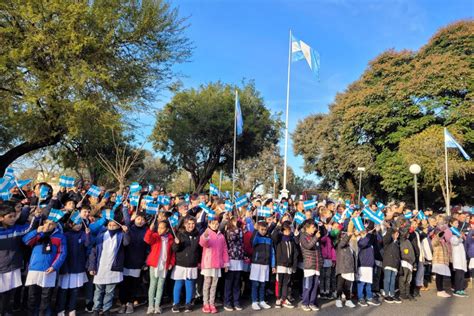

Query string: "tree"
[293, 20, 473, 205]
[129, 150, 173, 189]
[0, 0, 191, 175]
[151, 81, 281, 193]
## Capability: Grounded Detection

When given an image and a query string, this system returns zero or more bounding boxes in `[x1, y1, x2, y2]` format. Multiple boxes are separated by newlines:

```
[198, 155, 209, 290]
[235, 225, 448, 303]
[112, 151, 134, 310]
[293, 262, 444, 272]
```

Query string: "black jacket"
[124, 225, 148, 269]
[271, 225, 298, 270]
[335, 234, 356, 275]
[172, 229, 201, 268]
[382, 228, 401, 269]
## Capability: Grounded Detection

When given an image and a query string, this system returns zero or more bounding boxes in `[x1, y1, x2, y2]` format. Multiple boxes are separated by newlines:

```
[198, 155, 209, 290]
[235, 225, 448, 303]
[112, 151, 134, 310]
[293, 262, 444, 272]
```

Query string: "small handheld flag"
[160, 195, 171, 206]
[209, 183, 219, 196]
[130, 195, 140, 207]
[169, 212, 179, 228]
[404, 212, 413, 219]
[362, 206, 383, 225]
[294, 212, 306, 225]
[69, 211, 83, 225]
[199, 203, 215, 216]
[235, 195, 248, 208]
[0, 192, 11, 201]
[102, 209, 114, 221]
[332, 213, 343, 224]
[225, 200, 233, 212]
[146, 202, 159, 215]
[39, 185, 50, 200]
[59, 175, 75, 188]
[130, 182, 142, 194]
[450, 226, 461, 237]
[417, 210, 427, 220]
[257, 206, 272, 218]
[16, 179, 32, 189]
[87, 185, 101, 198]
[303, 199, 317, 210]
[0, 176, 16, 193]
[48, 208, 65, 223]
[361, 196, 370, 206]
[352, 217, 365, 232]
[184, 194, 190, 203]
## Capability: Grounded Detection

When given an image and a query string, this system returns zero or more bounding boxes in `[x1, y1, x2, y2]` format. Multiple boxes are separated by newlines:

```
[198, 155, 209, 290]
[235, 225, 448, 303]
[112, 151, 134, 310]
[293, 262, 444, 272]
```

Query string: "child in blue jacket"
[23, 218, 67, 316]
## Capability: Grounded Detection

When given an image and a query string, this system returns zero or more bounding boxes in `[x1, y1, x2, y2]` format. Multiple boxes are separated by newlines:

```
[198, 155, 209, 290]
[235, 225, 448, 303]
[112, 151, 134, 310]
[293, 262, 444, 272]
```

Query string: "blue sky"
[137, 0, 473, 178]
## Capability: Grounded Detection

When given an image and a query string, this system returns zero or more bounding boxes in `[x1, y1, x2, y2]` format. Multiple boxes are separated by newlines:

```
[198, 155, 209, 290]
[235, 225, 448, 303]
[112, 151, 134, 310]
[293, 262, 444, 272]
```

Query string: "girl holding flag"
[449, 218, 468, 297]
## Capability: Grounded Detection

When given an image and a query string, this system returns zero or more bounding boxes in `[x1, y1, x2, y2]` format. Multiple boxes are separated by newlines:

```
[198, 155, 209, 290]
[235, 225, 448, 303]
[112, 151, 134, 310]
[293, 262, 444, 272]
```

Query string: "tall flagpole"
[282, 29, 292, 198]
[444, 127, 450, 216]
[232, 90, 238, 201]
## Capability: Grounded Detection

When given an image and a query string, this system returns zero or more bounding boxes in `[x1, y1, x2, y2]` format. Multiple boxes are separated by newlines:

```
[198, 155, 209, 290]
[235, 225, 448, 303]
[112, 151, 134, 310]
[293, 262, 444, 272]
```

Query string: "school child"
[431, 228, 451, 297]
[356, 228, 381, 306]
[335, 224, 356, 308]
[399, 226, 416, 301]
[118, 210, 148, 314]
[250, 221, 275, 311]
[224, 216, 245, 311]
[320, 221, 337, 299]
[88, 212, 130, 316]
[57, 219, 90, 316]
[171, 216, 200, 313]
[271, 219, 298, 309]
[0, 203, 37, 316]
[23, 217, 67, 316]
[449, 219, 468, 297]
[199, 216, 229, 314]
[383, 227, 401, 303]
[299, 219, 323, 311]
[144, 220, 175, 314]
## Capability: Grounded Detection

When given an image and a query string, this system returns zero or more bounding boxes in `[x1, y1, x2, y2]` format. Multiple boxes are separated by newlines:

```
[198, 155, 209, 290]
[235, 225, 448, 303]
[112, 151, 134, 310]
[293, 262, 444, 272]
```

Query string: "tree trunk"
[0, 134, 62, 176]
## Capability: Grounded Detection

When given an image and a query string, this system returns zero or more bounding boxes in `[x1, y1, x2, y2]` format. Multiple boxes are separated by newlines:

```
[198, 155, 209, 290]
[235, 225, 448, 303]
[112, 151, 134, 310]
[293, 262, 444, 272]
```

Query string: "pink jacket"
[199, 229, 230, 269]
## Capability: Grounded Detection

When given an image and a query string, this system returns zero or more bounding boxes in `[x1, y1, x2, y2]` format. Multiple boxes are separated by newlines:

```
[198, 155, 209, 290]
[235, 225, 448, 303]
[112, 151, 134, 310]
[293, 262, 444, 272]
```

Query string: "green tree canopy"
[151, 81, 281, 192]
[0, 0, 191, 175]
[293, 20, 473, 206]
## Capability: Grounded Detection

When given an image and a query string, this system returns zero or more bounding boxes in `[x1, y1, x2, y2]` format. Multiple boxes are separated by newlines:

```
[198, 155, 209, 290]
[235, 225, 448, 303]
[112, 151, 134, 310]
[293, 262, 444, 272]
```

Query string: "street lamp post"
[357, 167, 365, 206]
[409, 164, 421, 211]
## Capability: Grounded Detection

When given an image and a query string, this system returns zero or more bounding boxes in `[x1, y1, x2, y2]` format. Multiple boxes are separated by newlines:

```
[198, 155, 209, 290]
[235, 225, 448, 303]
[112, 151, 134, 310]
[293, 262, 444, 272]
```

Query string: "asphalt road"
[100, 287, 473, 316]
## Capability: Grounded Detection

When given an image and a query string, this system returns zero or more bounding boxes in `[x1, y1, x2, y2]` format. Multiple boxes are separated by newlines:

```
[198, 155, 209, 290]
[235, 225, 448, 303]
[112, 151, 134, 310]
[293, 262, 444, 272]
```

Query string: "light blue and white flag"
[169, 212, 180, 227]
[0, 176, 16, 193]
[0, 192, 11, 201]
[291, 34, 320, 77]
[130, 182, 142, 194]
[39, 185, 50, 200]
[48, 208, 65, 223]
[199, 203, 215, 216]
[404, 211, 413, 219]
[130, 194, 140, 207]
[144, 195, 154, 204]
[59, 175, 75, 188]
[102, 209, 114, 221]
[303, 199, 317, 210]
[361, 196, 370, 206]
[148, 184, 154, 192]
[332, 213, 343, 224]
[184, 194, 190, 203]
[257, 206, 272, 218]
[225, 200, 233, 212]
[445, 129, 471, 160]
[417, 210, 427, 220]
[87, 185, 101, 198]
[5, 167, 15, 178]
[70, 211, 83, 225]
[209, 183, 219, 196]
[146, 202, 159, 215]
[294, 212, 306, 225]
[235, 195, 248, 208]
[362, 206, 383, 225]
[450, 226, 461, 237]
[235, 91, 243, 136]
[16, 179, 32, 189]
[352, 217, 365, 232]
[160, 195, 171, 206]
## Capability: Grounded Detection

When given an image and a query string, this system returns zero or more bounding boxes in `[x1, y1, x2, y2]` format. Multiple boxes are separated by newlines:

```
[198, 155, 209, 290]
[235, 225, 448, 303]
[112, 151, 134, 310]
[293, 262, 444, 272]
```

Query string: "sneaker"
[58, 311, 66, 316]
[282, 300, 294, 309]
[171, 305, 180, 313]
[437, 291, 451, 298]
[146, 307, 154, 314]
[335, 299, 343, 308]
[209, 305, 218, 314]
[393, 297, 402, 304]
[275, 299, 282, 308]
[234, 305, 243, 311]
[367, 298, 381, 306]
[202, 304, 211, 313]
[345, 300, 356, 308]
[301, 305, 311, 312]
[453, 291, 468, 298]
[358, 299, 368, 307]
[125, 303, 134, 314]
[85, 303, 94, 314]
[224, 305, 234, 311]
[287, 295, 295, 303]
[259, 301, 271, 309]
[309, 305, 319, 311]
[154, 307, 162, 314]
[117, 305, 126, 314]
[252, 303, 261, 311]
[460, 291, 469, 297]
[69, 311, 76, 316]
[384, 297, 394, 304]
[380, 289, 385, 297]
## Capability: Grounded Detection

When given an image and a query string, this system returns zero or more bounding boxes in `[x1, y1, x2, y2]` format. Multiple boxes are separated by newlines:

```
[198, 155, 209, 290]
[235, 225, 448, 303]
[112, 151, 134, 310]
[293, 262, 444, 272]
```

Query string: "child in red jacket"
[144, 220, 175, 314]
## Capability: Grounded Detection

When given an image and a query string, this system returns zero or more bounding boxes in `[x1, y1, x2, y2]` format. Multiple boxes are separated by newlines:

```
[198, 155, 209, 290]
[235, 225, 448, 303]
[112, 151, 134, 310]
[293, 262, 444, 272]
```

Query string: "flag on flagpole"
[59, 175, 75, 188]
[444, 129, 471, 160]
[294, 212, 306, 225]
[352, 217, 365, 232]
[87, 185, 101, 198]
[291, 34, 320, 77]
[48, 208, 65, 222]
[235, 91, 243, 136]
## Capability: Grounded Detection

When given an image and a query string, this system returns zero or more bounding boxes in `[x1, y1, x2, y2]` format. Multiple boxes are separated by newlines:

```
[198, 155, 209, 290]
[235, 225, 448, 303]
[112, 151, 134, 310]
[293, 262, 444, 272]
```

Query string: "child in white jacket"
[449, 219, 468, 298]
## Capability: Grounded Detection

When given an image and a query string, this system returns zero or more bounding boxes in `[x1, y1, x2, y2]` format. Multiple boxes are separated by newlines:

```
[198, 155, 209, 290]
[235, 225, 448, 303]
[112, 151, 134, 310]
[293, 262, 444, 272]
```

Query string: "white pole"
[282, 29, 292, 198]
[232, 90, 238, 201]
[218, 170, 223, 193]
[444, 127, 450, 216]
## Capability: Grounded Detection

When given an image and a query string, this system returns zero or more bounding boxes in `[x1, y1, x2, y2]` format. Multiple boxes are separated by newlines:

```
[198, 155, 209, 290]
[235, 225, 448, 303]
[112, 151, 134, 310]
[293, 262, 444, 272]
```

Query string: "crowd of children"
[0, 178, 473, 316]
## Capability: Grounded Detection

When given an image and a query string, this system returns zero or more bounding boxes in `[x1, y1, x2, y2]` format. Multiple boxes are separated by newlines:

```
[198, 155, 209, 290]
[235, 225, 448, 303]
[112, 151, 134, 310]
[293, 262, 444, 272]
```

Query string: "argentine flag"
[87, 185, 101, 198]
[352, 217, 365, 232]
[361, 196, 370, 206]
[291, 34, 320, 77]
[303, 199, 317, 210]
[59, 175, 75, 188]
[48, 208, 65, 223]
[209, 183, 219, 196]
[257, 206, 272, 218]
[294, 212, 306, 225]
[444, 128, 471, 160]
[417, 210, 427, 220]
[169, 212, 179, 227]
[146, 202, 159, 215]
[362, 206, 383, 225]
[225, 200, 233, 212]
[102, 209, 114, 221]
[70, 211, 83, 225]
[235, 195, 248, 208]
[235, 91, 243, 136]
[450, 226, 461, 237]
